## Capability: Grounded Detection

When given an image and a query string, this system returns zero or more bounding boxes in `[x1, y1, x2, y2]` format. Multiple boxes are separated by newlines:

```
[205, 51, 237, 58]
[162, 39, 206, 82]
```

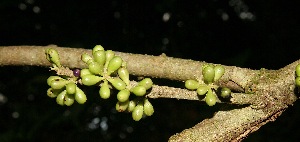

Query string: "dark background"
[0, 0, 300, 141]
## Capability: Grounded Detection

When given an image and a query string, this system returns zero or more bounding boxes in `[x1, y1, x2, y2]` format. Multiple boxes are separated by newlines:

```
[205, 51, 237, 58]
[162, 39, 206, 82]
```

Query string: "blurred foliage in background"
[0, 0, 300, 141]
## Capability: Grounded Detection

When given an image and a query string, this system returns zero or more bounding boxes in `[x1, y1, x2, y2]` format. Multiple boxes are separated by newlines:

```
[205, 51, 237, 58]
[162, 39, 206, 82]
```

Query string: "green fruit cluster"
[185, 64, 230, 106]
[295, 64, 300, 87]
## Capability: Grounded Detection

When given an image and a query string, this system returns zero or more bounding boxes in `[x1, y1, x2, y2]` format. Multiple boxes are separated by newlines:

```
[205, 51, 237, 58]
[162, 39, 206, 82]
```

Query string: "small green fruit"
[131, 85, 147, 96]
[66, 82, 76, 94]
[75, 87, 87, 104]
[143, 99, 154, 116]
[116, 100, 129, 112]
[92, 45, 104, 53]
[47, 76, 62, 86]
[296, 64, 300, 77]
[107, 77, 126, 90]
[88, 61, 104, 75]
[205, 89, 216, 106]
[214, 65, 225, 82]
[46, 48, 61, 67]
[93, 50, 106, 65]
[99, 81, 110, 99]
[220, 87, 231, 98]
[118, 68, 130, 85]
[107, 56, 123, 75]
[132, 103, 144, 121]
[105, 50, 115, 65]
[81, 53, 93, 64]
[138, 78, 153, 90]
[117, 89, 130, 102]
[50, 79, 68, 90]
[185, 79, 200, 90]
[202, 65, 215, 84]
[80, 68, 92, 77]
[81, 74, 103, 86]
[296, 76, 300, 87]
[197, 85, 209, 95]
[47, 88, 61, 98]
[64, 93, 75, 106]
[127, 100, 136, 112]
[56, 90, 67, 106]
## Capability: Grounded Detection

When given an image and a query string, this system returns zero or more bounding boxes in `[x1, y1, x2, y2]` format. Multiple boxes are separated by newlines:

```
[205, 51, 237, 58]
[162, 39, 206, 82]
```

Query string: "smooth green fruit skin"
[56, 90, 67, 106]
[296, 64, 300, 77]
[81, 74, 102, 86]
[117, 89, 130, 102]
[47, 48, 61, 67]
[132, 104, 144, 121]
[131, 85, 147, 96]
[127, 100, 136, 112]
[64, 94, 75, 106]
[203, 66, 215, 84]
[214, 65, 225, 81]
[220, 87, 231, 98]
[185, 79, 200, 90]
[93, 50, 106, 65]
[205, 89, 216, 106]
[88, 61, 103, 75]
[116, 100, 129, 112]
[66, 82, 76, 94]
[80, 69, 92, 77]
[92, 45, 104, 53]
[50, 79, 68, 90]
[143, 99, 154, 116]
[108, 77, 126, 90]
[107, 56, 123, 75]
[75, 87, 87, 104]
[47, 88, 61, 98]
[296, 76, 300, 87]
[99, 82, 110, 99]
[118, 68, 130, 85]
[47, 76, 62, 86]
[138, 78, 153, 90]
[105, 50, 115, 64]
[197, 85, 209, 95]
[81, 53, 93, 64]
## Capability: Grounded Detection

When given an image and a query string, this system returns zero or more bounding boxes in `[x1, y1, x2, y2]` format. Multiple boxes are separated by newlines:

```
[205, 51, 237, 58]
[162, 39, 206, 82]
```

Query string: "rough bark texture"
[0, 45, 298, 141]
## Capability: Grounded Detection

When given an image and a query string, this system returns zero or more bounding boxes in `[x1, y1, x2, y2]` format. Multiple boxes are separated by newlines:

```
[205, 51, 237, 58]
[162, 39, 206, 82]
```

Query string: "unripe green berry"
[296, 76, 300, 87]
[81, 74, 103, 86]
[56, 90, 67, 106]
[75, 87, 87, 104]
[105, 50, 115, 66]
[220, 87, 231, 98]
[132, 103, 144, 121]
[107, 77, 126, 91]
[118, 68, 130, 85]
[80, 68, 92, 77]
[185, 79, 200, 90]
[143, 99, 154, 116]
[46, 48, 61, 67]
[116, 100, 129, 112]
[64, 93, 75, 106]
[117, 89, 130, 102]
[205, 89, 216, 106]
[88, 61, 104, 75]
[47, 88, 61, 98]
[214, 65, 225, 82]
[66, 82, 76, 94]
[92, 45, 104, 53]
[197, 85, 209, 95]
[50, 79, 68, 90]
[47, 76, 62, 86]
[202, 65, 215, 84]
[99, 81, 110, 99]
[296, 64, 300, 77]
[131, 85, 147, 96]
[138, 78, 153, 90]
[81, 53, 93, 64]
[93, 50, 106, 66]
[127, 100, 136, 112]
[107, 56, 123, 75]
